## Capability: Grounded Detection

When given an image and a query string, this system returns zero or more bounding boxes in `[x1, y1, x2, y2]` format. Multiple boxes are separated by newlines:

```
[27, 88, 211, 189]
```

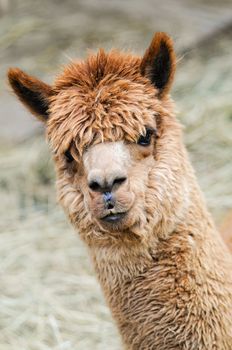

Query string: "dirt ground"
[0, 1, 232, 349]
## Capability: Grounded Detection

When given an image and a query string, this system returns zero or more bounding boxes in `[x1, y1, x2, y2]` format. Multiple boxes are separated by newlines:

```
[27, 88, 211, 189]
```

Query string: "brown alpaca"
[8, 33, 232, 349]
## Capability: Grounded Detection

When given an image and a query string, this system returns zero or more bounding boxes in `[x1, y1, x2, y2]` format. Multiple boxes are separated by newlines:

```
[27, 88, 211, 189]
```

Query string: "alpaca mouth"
[101, 212, 126, 223]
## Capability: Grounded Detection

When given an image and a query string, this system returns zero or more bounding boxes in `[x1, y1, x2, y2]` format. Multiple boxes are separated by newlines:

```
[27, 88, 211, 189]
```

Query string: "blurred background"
[0, 0, 232, 349]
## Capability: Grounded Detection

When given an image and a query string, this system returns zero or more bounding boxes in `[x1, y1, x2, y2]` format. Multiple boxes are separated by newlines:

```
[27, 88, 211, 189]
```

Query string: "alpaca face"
[64, 138, 157, 235]
[53, 131, 159, 241]
[45, 83, 162, 243]
[8, 33, 188, 245]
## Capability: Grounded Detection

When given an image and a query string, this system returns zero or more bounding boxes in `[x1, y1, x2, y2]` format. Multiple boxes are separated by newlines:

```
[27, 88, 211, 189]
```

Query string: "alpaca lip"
[101, 212, 126, 223]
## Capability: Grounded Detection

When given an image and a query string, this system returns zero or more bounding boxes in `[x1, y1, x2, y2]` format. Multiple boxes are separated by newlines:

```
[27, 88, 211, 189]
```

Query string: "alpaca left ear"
[140, 32, 176, 98]
[8, 68, 54, 122]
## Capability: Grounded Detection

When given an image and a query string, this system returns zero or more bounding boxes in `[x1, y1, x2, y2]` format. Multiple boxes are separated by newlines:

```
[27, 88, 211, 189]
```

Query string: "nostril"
[113, 176, 127, 187]
[89, 181, 101, 192]
[107, 202, 114, 210]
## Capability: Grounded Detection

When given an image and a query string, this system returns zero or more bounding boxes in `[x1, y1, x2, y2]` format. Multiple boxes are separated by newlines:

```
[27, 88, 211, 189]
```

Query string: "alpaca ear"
[7, 68, 54, 122]
[140, 32, 176, 98]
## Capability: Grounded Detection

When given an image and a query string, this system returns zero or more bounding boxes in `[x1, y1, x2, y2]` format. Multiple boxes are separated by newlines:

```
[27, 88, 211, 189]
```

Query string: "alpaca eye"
[64, 150, 74, 163]
[137, 128, 154, 146]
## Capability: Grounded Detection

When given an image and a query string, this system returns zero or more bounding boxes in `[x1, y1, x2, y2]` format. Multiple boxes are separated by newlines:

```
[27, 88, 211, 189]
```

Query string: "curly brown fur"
[7, 32, 232, 349]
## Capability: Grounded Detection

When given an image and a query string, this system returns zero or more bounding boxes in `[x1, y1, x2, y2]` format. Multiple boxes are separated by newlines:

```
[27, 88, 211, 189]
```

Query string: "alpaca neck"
[90, 195, 232, 349]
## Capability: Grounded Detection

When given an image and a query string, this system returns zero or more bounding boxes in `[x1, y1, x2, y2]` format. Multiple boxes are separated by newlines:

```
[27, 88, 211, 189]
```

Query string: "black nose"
[88, 176, 127, 193]
[103, 192, 115, 210]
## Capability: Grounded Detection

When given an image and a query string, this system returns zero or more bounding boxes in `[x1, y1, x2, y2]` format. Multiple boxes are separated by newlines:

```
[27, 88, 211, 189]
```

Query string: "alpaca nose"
[88, 172, 127, 193]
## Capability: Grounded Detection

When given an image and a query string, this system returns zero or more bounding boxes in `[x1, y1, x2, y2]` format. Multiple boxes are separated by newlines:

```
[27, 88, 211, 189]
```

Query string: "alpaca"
[8, 33, 232, 349]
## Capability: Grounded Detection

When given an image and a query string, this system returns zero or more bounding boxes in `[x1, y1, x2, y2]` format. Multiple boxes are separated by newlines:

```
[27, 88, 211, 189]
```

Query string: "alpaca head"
[8, 33, 190, 246]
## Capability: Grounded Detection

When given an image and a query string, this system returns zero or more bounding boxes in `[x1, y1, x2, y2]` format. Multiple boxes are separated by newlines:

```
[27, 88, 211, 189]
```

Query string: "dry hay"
[175, 40, 232, 221]
[0, 41, 232, 349]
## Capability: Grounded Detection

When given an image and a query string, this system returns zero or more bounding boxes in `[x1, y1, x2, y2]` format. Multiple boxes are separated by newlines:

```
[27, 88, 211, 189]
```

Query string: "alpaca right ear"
[140, 32, 176, 98]
[8, 68, 54, 122]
